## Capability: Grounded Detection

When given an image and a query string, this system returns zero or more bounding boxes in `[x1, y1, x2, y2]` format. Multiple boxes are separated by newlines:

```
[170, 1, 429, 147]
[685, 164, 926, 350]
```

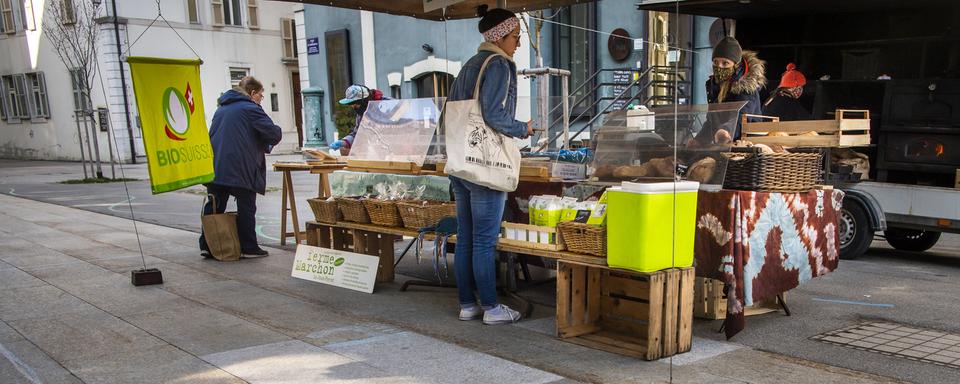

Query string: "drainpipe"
[112, 0, 137, 163]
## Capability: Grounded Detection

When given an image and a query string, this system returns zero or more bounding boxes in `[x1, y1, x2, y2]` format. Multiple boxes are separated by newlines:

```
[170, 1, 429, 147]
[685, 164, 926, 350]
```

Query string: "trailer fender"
[839, 188, 887, 231]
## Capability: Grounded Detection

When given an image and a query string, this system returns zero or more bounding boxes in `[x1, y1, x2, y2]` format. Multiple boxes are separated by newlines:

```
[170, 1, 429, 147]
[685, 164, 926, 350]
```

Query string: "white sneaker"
[459, 305, 482, 321]
[482, 304, 521, 325]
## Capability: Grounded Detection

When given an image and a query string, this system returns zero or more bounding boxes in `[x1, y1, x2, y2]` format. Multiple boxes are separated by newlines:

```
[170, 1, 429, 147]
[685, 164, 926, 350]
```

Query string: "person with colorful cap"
[329, 84, 387, 155]
[763, 63, 812, 121]
[444, 5, 534, 326]
[693, 36, 767, 145]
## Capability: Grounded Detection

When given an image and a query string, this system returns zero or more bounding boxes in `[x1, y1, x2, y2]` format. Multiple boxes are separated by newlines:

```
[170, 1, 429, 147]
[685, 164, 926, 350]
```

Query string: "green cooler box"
[606, 181, 699, 272]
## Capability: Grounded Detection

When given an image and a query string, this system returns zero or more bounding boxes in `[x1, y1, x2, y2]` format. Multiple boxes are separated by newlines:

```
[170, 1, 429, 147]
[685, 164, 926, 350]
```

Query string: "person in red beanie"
[763, 63, 812, 121]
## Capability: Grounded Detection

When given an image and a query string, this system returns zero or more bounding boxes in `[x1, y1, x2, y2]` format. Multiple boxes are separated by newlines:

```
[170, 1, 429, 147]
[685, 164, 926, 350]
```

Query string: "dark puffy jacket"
[763, 94, 812, 121]
[208, 90, 282, 194]
[696, 50, 766, 143]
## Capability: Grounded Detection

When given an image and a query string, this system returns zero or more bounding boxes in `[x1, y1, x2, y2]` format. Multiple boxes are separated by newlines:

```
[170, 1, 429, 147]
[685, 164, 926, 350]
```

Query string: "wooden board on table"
[303, 148, 338, 161]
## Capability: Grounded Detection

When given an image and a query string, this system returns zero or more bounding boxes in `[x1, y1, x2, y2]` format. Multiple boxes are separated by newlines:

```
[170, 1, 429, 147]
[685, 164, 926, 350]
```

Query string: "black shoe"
[241, 248, 269, 258]
[200, 249, 213, 259]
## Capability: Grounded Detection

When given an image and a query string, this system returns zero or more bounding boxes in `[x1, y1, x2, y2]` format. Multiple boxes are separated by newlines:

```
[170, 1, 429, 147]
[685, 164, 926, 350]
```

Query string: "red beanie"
[779, 63, 806, 88]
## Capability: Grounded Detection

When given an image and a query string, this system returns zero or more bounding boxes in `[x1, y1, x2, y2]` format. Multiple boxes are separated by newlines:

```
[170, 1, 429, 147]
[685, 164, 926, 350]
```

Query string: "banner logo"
[163, 84, 195, 141]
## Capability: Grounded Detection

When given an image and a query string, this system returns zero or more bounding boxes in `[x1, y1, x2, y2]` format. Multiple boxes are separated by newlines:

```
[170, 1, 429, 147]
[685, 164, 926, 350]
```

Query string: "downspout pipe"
[112, 0, 137, 163]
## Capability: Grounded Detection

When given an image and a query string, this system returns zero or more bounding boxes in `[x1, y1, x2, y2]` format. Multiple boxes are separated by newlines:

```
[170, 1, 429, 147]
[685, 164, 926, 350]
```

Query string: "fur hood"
[729, 50, 766, 95]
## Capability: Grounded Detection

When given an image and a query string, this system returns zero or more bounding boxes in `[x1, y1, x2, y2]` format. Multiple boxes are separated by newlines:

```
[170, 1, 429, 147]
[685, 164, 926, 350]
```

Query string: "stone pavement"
[0, 193, 903, 384]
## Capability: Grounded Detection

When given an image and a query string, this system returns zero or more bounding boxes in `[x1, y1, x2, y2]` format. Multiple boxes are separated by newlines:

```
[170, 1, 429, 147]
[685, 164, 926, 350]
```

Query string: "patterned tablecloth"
[694, 188, 844, 339]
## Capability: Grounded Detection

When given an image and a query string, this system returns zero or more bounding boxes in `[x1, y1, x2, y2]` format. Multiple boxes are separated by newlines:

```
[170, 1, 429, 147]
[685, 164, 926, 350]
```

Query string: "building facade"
[301, 2, 716, 146]
[0, 0, 304, 163]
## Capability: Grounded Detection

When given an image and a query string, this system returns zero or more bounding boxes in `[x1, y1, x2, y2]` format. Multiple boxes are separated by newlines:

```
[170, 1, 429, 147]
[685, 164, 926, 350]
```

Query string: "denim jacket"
[446, 43, 528, 138]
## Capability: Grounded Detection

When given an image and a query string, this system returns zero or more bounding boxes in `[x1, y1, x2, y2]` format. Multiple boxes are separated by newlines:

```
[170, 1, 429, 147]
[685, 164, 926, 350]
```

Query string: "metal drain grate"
[812, 322, 960, 369]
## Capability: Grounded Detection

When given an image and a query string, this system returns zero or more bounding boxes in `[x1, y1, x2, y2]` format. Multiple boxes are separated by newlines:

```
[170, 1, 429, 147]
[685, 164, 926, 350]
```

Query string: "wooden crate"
[351, 229, 399, 283]
[557, 262, 694, 360]
[693, 277, 786, 320]
[500, 222, 565, 251]
[742, 109, 871, 148]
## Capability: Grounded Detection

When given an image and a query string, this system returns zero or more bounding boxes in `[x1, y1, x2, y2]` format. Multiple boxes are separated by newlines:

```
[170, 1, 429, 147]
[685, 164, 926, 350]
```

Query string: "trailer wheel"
[840, 200, 873, 260]
[884, 228, 941, 252]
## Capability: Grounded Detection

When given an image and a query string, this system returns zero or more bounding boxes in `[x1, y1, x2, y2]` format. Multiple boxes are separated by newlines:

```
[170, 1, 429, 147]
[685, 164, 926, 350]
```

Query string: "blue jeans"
[449, 176, 505, 308]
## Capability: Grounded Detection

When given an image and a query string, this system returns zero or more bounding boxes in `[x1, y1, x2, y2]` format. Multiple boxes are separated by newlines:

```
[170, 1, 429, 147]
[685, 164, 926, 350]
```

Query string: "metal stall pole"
[517, 67, 570, 151]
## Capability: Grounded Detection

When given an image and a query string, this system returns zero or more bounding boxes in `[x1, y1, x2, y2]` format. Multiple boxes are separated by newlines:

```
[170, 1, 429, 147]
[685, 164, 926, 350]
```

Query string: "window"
[26, 72, 48, 118]
[247, 0, 258, 29]
[414, 72, 453, 98]
[1, 0, 14, 34]
[325, 29, 353, 123]
[281, 18, 297, 59]
[3, 75, 26, 122]
[61, 0, 76, 25]
[70, 69, 91, 116]
[186, 0, 200, 24]
[390, 85, 401, 99]
[229, 67, 249, 87]
[553, 4, 596, 116]
[212, 0, 241, 27]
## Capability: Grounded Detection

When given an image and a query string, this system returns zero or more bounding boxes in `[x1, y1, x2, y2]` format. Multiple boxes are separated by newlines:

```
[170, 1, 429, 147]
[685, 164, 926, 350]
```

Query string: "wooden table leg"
[305, 221, 318, 246]
[280, 171, 290, 246]
[284, 171, 303, 244]
[319, 172, 332, 199]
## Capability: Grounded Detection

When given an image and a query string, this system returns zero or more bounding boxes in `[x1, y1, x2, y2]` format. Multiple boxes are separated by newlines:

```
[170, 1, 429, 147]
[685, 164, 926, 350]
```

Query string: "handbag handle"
[202, 194, 219, 218]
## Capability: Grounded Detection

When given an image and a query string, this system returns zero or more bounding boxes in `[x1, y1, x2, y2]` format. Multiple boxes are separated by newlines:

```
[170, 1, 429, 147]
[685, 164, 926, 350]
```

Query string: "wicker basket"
[557, 221, 606, 257]
[397, 200, 457, 230]
[721, 151, 822, 192]
[307, 198, 340, 224]
[337, 197, 370, 223]
[363, 199, 404, 227]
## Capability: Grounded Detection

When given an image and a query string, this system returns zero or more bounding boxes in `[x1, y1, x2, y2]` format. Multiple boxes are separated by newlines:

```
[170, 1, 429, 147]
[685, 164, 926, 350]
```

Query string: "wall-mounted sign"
[97, 107, 110, 132]
[306, 37, 320, 55]
[608, 28, 632, 62]
[292, 245, 379, 294]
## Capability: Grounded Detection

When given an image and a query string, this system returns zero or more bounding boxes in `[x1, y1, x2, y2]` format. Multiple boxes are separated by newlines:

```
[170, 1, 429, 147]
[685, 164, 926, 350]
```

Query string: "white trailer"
[838, 182, 960, 259]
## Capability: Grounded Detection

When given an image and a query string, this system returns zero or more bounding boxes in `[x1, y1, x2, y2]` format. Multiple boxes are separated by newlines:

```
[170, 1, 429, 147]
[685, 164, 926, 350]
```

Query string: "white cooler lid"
[618, 181, 700, 194]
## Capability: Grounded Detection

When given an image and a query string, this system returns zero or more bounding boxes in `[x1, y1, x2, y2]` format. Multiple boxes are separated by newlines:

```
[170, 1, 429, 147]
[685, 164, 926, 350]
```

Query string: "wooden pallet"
[304, 221, 395, 283]
[693, 277, 787, 319]
[557, 262, 694, 360]
[742, 109, 871, 148]
[499, 222, 565, 251]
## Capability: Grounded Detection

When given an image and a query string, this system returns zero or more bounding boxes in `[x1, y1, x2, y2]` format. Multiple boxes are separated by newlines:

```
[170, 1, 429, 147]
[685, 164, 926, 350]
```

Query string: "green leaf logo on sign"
[334, 257, 345, 266]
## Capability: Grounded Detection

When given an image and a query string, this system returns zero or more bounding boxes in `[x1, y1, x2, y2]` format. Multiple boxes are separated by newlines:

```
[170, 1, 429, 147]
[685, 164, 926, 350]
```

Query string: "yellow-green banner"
[128, 57, 214, 194]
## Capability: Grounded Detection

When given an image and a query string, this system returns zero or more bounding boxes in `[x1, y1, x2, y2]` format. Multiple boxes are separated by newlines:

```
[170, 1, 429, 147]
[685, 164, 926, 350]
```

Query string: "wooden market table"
[304, 219, 693, 360]
[272, 162, 346, 246]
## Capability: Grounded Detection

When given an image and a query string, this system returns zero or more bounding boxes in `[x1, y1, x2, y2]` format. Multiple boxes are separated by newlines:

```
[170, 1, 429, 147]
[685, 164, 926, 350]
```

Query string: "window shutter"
[38, 72, 49, 118]
[14, 74, 29, 119]
[22, 0, 34, 30]
[281, 18, 293, 59]
[211, 0, 224, 26]
[247, 0, 258, 29]
[1, 0, 15, 34]
[0, 79, 7, 121]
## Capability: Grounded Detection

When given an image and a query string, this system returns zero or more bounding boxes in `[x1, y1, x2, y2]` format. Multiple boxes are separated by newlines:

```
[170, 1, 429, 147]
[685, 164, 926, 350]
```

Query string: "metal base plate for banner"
[131, 268, 164, 286]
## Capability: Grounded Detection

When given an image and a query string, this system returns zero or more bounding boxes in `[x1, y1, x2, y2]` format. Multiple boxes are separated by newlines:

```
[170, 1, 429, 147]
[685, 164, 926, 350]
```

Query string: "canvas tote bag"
[443, 54, 522, 192]
[200, 194, 241, 261]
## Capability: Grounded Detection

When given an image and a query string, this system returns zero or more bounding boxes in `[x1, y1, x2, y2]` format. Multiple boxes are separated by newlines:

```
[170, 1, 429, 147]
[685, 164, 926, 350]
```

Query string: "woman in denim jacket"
[445, 5, 534, 325]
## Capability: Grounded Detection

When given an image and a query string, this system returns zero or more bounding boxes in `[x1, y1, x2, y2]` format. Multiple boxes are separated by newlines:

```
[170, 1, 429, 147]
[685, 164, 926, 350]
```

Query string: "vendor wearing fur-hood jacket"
[693, 36, 766, 145]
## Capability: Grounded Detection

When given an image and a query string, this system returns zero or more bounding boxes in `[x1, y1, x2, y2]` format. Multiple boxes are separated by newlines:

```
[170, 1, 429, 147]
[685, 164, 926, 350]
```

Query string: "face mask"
[713, 66, 734, 82]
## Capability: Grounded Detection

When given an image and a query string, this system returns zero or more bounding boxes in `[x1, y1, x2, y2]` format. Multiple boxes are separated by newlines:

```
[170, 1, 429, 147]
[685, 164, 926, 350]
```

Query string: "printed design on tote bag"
[463, 113, 512, 171]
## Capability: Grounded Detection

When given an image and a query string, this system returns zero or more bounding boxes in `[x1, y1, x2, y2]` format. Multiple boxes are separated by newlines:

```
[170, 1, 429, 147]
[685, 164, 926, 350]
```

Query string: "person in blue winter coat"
[200, 76, 282, 258]
[445, 5, 534, 326]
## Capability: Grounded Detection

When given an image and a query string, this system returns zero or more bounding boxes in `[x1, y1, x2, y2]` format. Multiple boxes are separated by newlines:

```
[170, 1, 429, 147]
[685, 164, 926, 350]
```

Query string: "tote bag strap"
[472, 54, 511, 106]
